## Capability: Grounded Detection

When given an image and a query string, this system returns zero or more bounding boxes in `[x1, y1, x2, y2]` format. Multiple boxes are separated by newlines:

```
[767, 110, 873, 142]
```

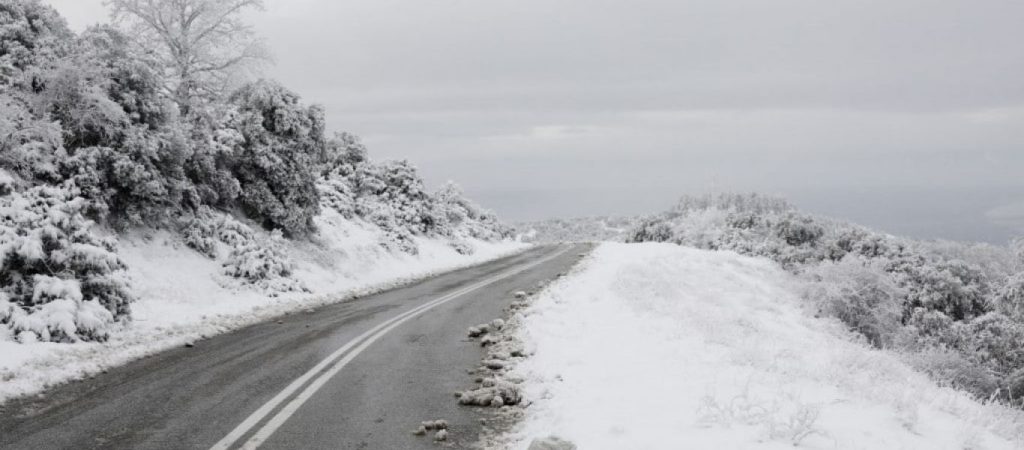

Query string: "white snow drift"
[509, 243, 1024, 449]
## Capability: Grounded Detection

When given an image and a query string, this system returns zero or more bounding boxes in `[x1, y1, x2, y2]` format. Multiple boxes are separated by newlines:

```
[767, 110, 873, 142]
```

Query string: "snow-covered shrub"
[1012, 238, 1024, 267]
[802, 256, 905, 348]
[434, 182, 508, 241]
[898, 259, 990, 321]
[627, 218, 674, 243]
[184, 111, 244, 208]
[0, 92, 64, 183]
[317, 154, 510, 254]
[226, 80, 325, 236]
[179, 206, 237, 258]
[902, 347, 1001, 400]
[774, 212, 825, 247]
[0, 183, 132, 342]
[997, 273, 1024, 320]
[61, 128, 192, 226]
[222, 229, 306, 295]
[41, 60, 131, 148]
[319, 131, 367, 177]
[180, 206, 305, 294]
[963, 313, 1024, 376]
[353, 160, 438, 234]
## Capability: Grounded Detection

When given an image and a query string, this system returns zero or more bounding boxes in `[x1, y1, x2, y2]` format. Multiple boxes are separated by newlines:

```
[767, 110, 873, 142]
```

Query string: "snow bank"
[0, 215, 527, 404]
[508, 243, 1024, 449]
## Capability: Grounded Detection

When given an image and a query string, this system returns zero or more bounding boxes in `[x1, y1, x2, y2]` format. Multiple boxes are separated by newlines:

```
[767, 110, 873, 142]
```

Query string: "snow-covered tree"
[107, 0, 267, 114]
[76, 25, 173, 129]
[0, 0, 73, 84]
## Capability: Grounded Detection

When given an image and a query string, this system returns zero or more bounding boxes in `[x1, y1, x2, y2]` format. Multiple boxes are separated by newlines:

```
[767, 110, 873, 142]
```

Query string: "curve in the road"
[214, 246, 570, 450]
[0, 243, 588, 450]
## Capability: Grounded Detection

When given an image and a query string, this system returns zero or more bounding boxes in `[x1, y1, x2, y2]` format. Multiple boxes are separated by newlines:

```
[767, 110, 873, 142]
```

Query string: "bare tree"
[107, 0, 268, 114]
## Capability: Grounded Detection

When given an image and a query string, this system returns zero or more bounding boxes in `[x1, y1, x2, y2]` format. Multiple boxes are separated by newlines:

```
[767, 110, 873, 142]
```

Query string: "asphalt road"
[0, 244, 589, 450]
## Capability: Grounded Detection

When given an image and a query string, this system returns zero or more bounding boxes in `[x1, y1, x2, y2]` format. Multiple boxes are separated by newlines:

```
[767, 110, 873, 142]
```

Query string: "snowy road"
[0, 244, 587, 450]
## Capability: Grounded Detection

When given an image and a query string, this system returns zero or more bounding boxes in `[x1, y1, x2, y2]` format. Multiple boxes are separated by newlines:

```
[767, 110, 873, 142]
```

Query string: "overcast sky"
[44, 0, 1024, 243]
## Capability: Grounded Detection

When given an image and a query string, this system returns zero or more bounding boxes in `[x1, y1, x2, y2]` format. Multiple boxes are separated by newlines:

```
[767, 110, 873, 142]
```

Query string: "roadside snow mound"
[510, 243, 1024, 450]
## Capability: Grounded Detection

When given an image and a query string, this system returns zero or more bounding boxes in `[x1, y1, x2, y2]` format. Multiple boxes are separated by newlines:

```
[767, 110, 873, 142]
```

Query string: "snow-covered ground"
[508, 243, 1024, 449]
[0, 214, 526, 404]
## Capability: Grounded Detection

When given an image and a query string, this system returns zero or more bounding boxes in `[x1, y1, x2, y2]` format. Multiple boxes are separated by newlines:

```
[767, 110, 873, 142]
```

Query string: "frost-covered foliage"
[628, 193, 1024, 404]
[0, 0, 72, 81]
[802, 257, 905, 348]
[0, 182, 133, 342]
[317, 141, 511, 255]
[181, 207, 305, 294]
[516, 216, 640, 244]
[225, 80, 324, 236]
[222, 229, 305, 295]
[434, 182, 509, 243]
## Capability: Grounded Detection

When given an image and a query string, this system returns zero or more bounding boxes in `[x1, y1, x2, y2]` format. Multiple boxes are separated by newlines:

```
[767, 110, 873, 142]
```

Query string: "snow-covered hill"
[506, 243, 1024, 449]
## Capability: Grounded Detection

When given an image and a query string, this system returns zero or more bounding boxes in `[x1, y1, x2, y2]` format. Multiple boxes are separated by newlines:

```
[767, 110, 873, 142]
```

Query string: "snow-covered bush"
[353, 160, 438, 233]
[226, 80, 325, 237]
[319, 131, 367, 177]
[184, 111, 244, 208]
[627, 218, 674, 243]
[222, 229, 306, 295]
[898, 259, 990, 321]
[0, 91, 64, 183]
[802, 256, 905, 348]
[997, 273, 1024, 320]
[60, 128, 192, 226]
[180, 206, 305, 294]
[317, 152, 510, 254]
[434, 182, 507, 240]
[0, 183, 133, 342]
[773, 213, 825, 247]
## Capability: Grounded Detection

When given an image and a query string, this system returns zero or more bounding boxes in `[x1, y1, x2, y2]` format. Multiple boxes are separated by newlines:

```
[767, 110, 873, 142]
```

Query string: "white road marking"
[210, 246, 570, 450]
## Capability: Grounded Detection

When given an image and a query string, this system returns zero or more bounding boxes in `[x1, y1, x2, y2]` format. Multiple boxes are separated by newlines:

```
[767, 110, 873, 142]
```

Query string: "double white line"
[211, 246, 570, 450]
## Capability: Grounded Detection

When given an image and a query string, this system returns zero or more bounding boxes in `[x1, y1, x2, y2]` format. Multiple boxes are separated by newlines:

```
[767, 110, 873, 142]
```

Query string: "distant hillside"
[515, 216, 641, 243]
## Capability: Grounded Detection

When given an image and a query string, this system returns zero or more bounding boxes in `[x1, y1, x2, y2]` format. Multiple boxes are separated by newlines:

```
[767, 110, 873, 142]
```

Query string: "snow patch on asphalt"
[503, 243, 1024, 449]
[0, 220, 527, 404]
